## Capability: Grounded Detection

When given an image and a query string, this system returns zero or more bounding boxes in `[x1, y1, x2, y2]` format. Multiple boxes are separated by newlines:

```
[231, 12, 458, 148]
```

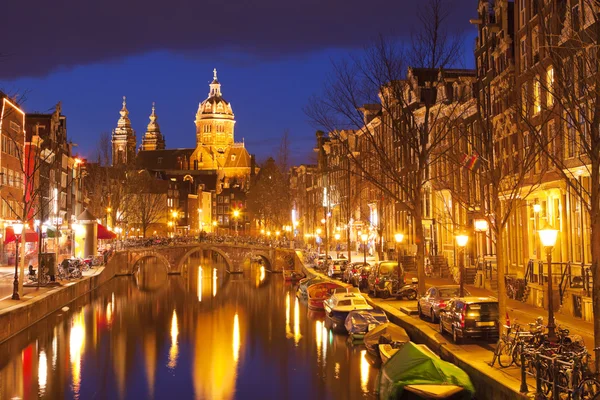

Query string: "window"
[532, 27, 539, 63]
[566, 113, 576, 159]
[521, 84, 529, 116]
[519, 0, 526, 26]
[7, 170, 13, 186]
[1, 168, 5, 185]
[10, 121, 20, 133]
[533, 78, 541, 114]
[520, 37, 528, 72]
[546, 66, 554, 106]
[572, 4, 580, 32]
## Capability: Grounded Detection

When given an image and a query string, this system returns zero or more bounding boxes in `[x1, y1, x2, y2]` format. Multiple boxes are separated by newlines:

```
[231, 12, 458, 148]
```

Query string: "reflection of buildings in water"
[193, 304, 245, 400]
[168, 310, 179, 370]
[197, 266, 203, 302]
[112, 331, 127, 399]
[213, 267, 218, 297]
[285, 293, 302, 345]
[293, 297, 302, 346]
[69, 309, 85, 396]
[143, 331, 157, 396]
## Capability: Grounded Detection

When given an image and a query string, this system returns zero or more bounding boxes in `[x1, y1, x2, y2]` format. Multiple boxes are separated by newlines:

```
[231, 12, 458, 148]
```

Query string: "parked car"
[342, 262, 369, 284]
[328, 259, 349, 278]
[438, 297, 499, 343]
[352, 265, 372, 290]
[417, 285, 471, 322]
[367, 261, 404, 298]
[316, 254, 332, 270]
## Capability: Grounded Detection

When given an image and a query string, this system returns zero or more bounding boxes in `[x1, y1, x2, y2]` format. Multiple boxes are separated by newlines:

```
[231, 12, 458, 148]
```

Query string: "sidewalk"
[414, 274, 595, 350]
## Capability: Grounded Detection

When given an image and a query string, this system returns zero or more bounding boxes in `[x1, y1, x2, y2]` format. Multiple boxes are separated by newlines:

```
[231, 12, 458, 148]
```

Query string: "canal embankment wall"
[299, 259, 529, 400]
[0, 251, 128, 344]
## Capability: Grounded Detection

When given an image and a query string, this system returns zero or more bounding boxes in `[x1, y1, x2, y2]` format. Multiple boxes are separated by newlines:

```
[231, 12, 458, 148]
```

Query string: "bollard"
[520, 343, 528, 394]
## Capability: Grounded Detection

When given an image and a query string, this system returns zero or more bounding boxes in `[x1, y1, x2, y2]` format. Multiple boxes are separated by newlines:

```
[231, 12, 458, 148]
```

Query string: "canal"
[0, 251, 378, 399]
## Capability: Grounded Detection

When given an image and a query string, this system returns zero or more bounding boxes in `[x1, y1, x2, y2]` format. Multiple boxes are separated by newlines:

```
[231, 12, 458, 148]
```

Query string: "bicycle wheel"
[513, 343, 523, 367]
[577, 378, 600, 400]
[497, 342, 514, 368]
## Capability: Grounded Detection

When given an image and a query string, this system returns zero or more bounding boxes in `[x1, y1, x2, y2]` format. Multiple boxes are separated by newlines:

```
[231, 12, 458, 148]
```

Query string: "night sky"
[0, 1, 476, 165]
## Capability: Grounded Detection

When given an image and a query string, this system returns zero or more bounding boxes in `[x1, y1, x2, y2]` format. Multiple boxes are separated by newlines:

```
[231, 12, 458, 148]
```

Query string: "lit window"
[546, 67, 554, 107]
[533, 79, 541, 114]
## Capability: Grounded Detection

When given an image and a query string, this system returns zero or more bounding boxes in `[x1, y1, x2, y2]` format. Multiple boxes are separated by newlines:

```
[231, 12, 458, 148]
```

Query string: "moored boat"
[323, 289, 373, 332]
[363, 323, 410, 358]
[379, 344, 399, 364]
[296, 276, 326, 299]
[345, 309, 389, 343]
[307, 282, 346, 310]
[378, 342, 475, 399]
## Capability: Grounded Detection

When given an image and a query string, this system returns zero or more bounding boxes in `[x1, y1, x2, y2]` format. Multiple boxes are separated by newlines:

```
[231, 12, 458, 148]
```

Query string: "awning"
[4, 227, 40, 244]
[46, 226, 62, 238]
[97, 224, 117, 240]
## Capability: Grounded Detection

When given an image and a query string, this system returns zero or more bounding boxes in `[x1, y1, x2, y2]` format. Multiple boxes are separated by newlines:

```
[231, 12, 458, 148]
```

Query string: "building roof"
[136, 148, 195, 170]
[223, 145, 252, 168]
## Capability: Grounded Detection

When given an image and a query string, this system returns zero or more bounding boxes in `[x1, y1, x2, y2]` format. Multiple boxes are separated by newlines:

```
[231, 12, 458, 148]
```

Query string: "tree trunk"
[590, 217, 600, 372]
[414, 197, 426, 295]
[495, 225, 507, 329]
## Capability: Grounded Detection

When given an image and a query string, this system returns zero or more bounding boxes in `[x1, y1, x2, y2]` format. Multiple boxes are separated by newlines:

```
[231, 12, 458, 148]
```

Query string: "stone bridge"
[114, 243, 301, 275]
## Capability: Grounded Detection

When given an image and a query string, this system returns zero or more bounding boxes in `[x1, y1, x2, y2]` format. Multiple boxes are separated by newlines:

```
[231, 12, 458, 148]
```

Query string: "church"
[110, 69, 255, 235]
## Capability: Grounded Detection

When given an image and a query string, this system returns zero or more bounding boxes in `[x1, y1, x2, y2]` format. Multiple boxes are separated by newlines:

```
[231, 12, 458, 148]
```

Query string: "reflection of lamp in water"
[259, 266, 265, 282]
[52, 329, 58, 369]
[39, 350, 48, 395]
[197, 266, 203, 302]
[360, 350, 369, 393]
[212, 268, 217, 297]
[168, 310, 179, 369]
[106, 302, 113, 324]
[233, 313, 240, 363]
[70, 310, 86, 395]
[285, 293, 292, 339]
[315, 321, 322, 360]
[293, 297, 302, 346]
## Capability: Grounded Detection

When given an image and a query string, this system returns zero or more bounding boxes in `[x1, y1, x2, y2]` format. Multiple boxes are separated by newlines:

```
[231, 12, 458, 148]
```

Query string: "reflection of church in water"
[111, 69, 255, 234]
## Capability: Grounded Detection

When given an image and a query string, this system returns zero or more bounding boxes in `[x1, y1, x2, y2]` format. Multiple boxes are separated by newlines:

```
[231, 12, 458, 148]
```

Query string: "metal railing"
[526, 259, 593, 299]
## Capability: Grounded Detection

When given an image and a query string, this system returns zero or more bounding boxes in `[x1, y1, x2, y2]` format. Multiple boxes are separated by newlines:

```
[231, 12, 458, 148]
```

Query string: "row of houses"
[291, 0, 597, 322]
[0, 92, 86, 263]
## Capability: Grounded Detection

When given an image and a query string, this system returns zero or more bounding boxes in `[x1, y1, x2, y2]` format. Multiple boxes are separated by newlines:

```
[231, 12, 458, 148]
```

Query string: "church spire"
[209, 68, 221, 97]
[141, 102, 165, 151]
[112, 96, 137, 166]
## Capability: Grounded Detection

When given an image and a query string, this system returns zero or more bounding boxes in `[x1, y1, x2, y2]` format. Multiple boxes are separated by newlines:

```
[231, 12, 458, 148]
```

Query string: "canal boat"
[307, 282, 346, 310]
[296, 276, 326, 299]
[323, 289, 373, 332]
[379, 344, 399, 364]
[344, 309, 389, 343]
[378, 342, 475, 399]
[363, 323, 410, 359]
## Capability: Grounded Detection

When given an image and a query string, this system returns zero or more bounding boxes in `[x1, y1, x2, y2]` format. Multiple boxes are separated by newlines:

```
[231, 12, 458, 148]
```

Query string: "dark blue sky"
[0, 0, 476, 165]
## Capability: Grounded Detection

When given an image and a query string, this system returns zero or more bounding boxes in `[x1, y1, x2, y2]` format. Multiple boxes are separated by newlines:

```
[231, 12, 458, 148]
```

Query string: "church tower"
[111, 96, 137, 166]
[194, 69, 236, 150]
[141, 102, 165, 151]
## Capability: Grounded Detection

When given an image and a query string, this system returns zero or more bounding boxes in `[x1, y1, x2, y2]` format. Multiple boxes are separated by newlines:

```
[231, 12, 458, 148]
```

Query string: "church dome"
[195, 69, 234, 121]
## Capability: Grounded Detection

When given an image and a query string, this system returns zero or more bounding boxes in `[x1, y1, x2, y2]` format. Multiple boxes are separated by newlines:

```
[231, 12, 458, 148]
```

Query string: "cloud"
[1, 0, 473, 79]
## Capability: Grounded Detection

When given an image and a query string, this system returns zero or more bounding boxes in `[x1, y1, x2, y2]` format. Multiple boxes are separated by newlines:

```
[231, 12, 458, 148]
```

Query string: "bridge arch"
[176, 246, 236, 275]
[131, 252, 172, 274]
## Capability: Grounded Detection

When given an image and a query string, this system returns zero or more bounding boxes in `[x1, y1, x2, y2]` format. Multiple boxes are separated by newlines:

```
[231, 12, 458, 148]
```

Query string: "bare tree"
[306, 0, 466, 294]
[124, 170, 168, 238]
[247, 157, 290, 231]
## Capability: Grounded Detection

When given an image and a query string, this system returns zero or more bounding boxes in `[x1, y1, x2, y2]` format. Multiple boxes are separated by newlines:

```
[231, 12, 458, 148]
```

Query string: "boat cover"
[364, 323, 410, 353]
[378, 342, 475, 400]
[345, 310, 389, 334]
[298, 276, 326, 296]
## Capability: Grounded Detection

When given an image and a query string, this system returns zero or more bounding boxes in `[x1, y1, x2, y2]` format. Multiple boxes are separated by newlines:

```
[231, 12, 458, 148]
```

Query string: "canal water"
[0, 252, 379, 399]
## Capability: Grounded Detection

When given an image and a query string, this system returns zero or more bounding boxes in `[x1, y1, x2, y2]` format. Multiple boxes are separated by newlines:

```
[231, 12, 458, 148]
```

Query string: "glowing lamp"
[455, 234, 469, 248]
[538, 226, 558, 248]
[473, 219, 488, 232]
[533, 204, 542, 213]
[334, 233, 341, 241]
[394, 233, 404, 243]
[13, 222, 24, 235]
[361, 233, 368, 242]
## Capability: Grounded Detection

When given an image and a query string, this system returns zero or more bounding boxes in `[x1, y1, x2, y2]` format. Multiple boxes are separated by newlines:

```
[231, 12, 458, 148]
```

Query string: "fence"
[525, 260, 593, 299]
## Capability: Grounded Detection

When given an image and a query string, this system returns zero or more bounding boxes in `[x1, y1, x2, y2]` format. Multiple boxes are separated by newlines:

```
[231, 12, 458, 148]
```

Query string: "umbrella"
[97, 224, 117, 240]
[4, 227, 40, 244]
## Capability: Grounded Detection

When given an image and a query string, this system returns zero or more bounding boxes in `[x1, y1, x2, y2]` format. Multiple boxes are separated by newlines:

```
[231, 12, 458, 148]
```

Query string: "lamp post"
[11, 223, 24, 300]
[538, 225, 558, 342]
[456, 233, 469, 297]
[316, 228, 322, 253]
[395, 233, 404, 283]
[334, 232, 340, 255]
[321, 218, 329, 264]
[361, 233, 368, 265]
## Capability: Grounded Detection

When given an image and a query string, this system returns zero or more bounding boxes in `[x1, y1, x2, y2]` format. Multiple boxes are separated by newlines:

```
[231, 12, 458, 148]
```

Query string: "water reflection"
[0, 253, 378, 399]
[168, 310, 179, 370]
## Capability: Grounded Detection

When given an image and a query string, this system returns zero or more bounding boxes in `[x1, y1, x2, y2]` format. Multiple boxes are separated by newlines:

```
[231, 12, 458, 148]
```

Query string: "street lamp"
[334, 232, 340, 253]
[455, 233, 469, 297]
[361, 233, 368, 264]
[395, 233, 404, 283]
[11, 222, 24, 300]
[538, 224, 559, 341]
[232, 209, 240, 236]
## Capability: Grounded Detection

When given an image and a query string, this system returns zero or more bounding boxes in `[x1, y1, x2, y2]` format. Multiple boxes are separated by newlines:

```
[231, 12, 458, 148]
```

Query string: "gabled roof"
[223, 146, 252, 168]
